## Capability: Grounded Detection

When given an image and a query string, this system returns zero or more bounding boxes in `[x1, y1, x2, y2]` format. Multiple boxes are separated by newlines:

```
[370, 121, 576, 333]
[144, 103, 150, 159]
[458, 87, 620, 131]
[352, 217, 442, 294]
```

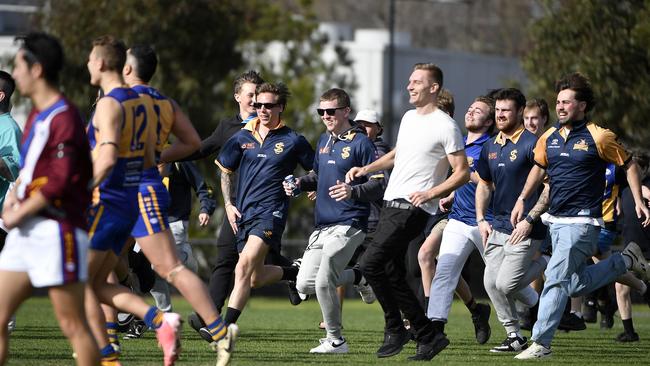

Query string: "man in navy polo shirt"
[475, 88, 549, 353]
[216, 82, 314, 327]
[287, 88, 380, 353]
[512, 73, 650, 359]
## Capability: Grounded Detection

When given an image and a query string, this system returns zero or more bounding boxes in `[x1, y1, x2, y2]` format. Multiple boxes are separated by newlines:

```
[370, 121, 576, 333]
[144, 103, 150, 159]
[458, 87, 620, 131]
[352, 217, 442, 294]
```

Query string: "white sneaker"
[623, 242, 650, 281]
[354, 277, 376, 304]
[309, 337, 349, 354]
[514, 342, 551, 359]
[7, 314, 15, 334]
[214, 323, 239, 366]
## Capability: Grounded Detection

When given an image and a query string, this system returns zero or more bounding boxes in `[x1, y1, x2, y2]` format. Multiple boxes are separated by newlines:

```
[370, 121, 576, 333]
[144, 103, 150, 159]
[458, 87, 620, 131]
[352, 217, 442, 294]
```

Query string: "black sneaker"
[599, 302, 616, 329]
[558, 312, 586, 331]
[198, 326, 215, 343]
[123, 319, 146, 339]
[642, 282, 650, 307]
[407, 332, 450, 361]
[471, 303, 491, 344]
[376, 328, 411, 358]
[188, 312, 205, 332]
[583, 299, 598, 323]
[615, 331, 639, 342]
[287, 281, 302, 306]
[117, 312, 134, 333]
[490, 333, 528, 352]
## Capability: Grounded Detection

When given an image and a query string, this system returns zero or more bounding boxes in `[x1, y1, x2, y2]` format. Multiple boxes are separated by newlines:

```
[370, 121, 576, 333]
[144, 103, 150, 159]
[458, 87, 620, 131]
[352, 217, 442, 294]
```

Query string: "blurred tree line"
[32, 0, 355, 240]
[523, 0, 650, 148]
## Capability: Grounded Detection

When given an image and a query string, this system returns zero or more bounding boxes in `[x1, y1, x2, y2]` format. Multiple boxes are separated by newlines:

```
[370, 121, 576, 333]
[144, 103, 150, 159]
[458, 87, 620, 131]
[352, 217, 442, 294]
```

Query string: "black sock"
[353, 268, 362, 285]
[432, 320, 445, 334]
[622, 318, 635, 334]
[465, 297, 477, 312]
[281, 265, 298, 281]
[224, 307, 241, 325]
[424, 296, 429, 310]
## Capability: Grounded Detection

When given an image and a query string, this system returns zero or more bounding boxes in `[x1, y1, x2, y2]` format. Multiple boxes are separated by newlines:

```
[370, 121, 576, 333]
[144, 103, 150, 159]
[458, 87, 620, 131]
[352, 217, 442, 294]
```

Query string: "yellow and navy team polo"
[216, 118, 314, 225]
[448, 132, 493, 226]
[313, 127, 378, 230]
[476, 127, 546, 239]
[534, 119, 630, 218]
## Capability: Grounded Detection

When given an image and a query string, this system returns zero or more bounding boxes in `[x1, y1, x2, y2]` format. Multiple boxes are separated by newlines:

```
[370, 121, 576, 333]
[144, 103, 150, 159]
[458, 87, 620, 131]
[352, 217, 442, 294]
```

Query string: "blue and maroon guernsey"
[313, 128, 377, 230]
[533, 119, 629, 218]
[87, 87, 148, 215]
[476, 127, 545, 239]
[448, 132, 493, 226]
[20, 97, 93, 229]
[216, 118, 314, 225]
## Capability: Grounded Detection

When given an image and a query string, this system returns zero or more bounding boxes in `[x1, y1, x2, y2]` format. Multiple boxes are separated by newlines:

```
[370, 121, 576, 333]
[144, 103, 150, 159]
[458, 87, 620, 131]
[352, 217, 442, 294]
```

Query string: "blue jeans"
[532, 223, 627, 347]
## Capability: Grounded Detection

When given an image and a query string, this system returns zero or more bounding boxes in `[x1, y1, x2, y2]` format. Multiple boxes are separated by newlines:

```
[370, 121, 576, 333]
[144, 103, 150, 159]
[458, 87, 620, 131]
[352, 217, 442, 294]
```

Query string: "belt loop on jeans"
[383, 199, 415, 210]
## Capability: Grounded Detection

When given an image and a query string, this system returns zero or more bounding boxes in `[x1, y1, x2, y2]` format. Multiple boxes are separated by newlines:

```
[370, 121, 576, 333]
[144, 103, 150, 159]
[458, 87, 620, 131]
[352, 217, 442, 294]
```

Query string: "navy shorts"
[236, 217, 285, 253]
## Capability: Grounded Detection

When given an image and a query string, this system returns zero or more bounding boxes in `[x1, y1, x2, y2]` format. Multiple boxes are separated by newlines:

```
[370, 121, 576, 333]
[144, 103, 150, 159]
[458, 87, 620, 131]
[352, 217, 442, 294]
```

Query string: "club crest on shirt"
[263, 230, 273, 238]
[341, 146, 351, 159]
[274, 142, 285, 154]
[467, 156, 474, 168]
[573, 139, 588, 152]
[488, 152, 497, 160]
[319, 146, 330, 154]
[241, 142, 255, 149]
[509, 149, 518, 162]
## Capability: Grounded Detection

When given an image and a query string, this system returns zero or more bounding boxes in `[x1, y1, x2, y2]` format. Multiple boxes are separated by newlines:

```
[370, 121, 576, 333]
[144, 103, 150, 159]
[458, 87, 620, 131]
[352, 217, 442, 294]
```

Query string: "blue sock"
[144, 306, 163, 329]
[100, 344, 116, 357]
[106, 322, 118, 344]
[206, 317, 227, 341]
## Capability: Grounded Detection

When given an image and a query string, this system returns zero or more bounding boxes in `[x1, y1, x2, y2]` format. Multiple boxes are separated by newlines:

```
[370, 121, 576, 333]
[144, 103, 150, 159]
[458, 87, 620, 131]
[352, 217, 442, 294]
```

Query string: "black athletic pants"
[359, 205, 435, 341]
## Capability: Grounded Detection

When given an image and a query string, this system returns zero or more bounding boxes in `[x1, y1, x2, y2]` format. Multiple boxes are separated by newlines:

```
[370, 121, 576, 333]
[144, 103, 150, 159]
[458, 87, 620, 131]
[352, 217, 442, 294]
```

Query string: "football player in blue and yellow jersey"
[216, 82, 314, 329]
[84, 36, 181, 366]
[123, 45, 237, 366]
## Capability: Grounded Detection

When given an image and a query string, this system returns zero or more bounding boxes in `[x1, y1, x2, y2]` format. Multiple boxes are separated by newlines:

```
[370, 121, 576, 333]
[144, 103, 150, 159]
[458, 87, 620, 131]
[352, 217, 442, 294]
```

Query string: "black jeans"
[360, 206, 433, 341]
[207, 215, 291, 313]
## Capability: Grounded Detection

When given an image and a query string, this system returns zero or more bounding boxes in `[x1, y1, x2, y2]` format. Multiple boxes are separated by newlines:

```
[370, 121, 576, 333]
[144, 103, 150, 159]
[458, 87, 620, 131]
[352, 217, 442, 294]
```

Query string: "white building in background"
[319, 22, 527, 142]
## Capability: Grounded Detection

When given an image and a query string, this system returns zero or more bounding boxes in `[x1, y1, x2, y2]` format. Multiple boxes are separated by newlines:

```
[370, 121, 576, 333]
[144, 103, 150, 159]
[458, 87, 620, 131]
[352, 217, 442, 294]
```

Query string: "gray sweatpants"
[150, 220, 198, 312]
[296, 224, 365, 339]
[483, 230, 546, 334]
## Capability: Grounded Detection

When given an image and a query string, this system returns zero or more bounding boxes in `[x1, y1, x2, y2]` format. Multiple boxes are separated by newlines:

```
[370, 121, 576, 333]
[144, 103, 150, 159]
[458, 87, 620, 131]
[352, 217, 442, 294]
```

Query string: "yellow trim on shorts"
[138, 192, 154, 235]
[88, 204, 105, 239]
[147, 185, 167, 231]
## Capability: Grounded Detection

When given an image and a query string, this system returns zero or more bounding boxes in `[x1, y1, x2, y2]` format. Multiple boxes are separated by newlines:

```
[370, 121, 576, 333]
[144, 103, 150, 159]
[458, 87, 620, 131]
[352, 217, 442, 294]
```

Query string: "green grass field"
[6, 296, 650, 365]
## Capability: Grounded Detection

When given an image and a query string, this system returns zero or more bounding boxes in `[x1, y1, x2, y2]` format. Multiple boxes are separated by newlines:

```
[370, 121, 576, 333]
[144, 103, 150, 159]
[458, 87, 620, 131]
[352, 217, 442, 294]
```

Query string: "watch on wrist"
[525, 215, 535, 224]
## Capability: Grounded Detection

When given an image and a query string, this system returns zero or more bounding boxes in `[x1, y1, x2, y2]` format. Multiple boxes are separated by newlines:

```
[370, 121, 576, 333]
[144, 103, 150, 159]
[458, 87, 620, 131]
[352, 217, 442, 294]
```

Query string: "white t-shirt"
[384, 108, 465, 214]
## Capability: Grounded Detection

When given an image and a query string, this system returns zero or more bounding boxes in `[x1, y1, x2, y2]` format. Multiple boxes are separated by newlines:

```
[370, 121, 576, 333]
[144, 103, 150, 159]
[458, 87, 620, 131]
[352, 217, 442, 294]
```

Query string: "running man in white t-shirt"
[346, 63, 469, 361]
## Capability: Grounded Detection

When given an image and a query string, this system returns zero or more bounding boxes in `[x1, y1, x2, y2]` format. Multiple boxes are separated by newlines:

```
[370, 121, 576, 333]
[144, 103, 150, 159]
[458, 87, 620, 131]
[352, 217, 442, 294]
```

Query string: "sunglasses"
[253, 102, 280, 109]
[317, 106, 347, 116]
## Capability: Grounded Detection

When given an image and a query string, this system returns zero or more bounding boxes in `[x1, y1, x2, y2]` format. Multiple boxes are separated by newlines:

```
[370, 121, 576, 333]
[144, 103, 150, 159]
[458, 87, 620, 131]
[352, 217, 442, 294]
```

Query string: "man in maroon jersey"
[0, 32, 98, 366]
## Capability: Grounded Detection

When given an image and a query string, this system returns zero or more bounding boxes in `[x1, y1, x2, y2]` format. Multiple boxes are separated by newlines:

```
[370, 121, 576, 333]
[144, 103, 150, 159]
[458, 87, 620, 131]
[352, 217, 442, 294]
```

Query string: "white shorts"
[0, 216, 89, 288]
